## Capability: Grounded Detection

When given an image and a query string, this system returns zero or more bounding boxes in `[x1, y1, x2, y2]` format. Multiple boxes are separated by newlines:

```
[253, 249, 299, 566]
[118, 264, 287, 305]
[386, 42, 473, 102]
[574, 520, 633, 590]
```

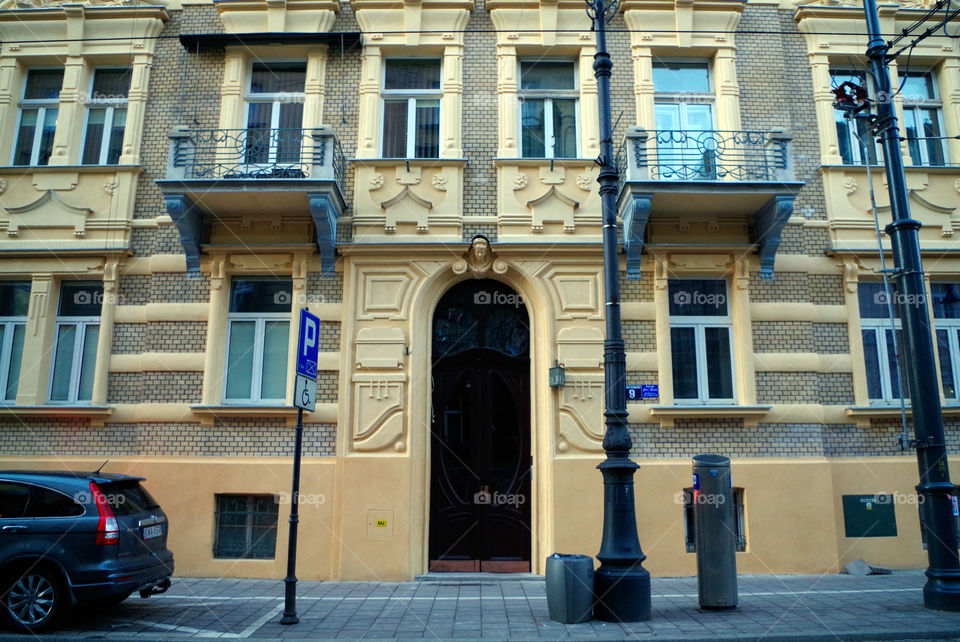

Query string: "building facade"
[0, 0, 958, 580]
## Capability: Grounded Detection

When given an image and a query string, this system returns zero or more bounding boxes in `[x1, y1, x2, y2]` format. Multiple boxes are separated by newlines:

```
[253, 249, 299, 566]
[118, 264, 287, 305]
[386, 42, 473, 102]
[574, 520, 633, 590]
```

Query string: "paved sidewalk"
[5, 570, 960, 640]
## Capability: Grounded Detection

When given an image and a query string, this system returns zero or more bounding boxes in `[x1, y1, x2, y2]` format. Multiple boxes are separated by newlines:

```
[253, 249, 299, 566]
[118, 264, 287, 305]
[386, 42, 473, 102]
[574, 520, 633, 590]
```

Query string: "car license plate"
[142, 525, 163, 540]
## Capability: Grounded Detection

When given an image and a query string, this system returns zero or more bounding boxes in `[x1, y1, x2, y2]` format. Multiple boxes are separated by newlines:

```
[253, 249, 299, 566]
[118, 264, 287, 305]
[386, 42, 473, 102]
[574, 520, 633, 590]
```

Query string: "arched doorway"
[429, 279, 531, 572]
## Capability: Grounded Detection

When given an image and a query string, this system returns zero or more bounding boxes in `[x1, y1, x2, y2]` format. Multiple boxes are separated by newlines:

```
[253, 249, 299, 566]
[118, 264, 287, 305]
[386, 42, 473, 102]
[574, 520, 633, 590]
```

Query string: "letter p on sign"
[296, 308, 320, 379]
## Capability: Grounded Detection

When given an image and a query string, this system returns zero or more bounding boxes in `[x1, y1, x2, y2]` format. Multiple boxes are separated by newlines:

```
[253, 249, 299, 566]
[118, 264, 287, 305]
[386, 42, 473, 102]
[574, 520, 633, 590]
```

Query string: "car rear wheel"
[1, 567, 66, 633]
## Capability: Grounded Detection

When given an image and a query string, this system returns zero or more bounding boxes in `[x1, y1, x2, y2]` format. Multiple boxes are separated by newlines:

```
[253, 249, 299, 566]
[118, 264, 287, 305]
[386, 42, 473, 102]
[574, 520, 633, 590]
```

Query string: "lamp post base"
[593, 567, 651, 622]
[924, 570, 960, 611]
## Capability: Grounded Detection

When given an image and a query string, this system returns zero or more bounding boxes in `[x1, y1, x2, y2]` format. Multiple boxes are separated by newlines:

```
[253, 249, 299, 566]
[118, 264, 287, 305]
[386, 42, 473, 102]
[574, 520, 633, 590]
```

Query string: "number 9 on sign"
[294, 374, 317, 412]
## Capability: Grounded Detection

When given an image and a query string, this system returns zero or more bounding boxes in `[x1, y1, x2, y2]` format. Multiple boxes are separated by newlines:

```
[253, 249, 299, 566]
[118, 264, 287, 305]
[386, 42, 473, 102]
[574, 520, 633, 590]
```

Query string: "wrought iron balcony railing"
[167, 127, 345, 188]
[617, 128, 794, 184]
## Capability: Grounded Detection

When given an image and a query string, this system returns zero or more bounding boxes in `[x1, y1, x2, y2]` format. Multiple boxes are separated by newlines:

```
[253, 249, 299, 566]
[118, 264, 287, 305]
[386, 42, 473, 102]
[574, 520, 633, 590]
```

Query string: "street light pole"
[586, 0, 652, 622]
[862, 0, 960, 611]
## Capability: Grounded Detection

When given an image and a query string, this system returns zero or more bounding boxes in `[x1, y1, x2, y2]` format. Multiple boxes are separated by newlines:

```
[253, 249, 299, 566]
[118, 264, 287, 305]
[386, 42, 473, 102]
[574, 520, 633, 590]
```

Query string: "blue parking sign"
[296, 308, 320, 379]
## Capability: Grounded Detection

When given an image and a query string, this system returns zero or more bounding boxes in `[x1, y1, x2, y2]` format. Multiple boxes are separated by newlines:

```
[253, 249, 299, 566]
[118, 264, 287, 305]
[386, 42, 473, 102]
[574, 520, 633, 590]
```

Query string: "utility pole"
[862, 0, 960, 611]
[586, 0, 652, 622]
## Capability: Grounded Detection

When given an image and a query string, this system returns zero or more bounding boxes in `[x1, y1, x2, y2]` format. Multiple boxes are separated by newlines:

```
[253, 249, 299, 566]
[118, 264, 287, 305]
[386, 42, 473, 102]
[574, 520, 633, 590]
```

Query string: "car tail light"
[90, 481, 119, 545]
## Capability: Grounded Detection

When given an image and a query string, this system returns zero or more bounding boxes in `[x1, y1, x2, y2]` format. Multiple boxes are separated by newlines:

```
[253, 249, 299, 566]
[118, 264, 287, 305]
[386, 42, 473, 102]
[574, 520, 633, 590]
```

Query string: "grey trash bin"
[545, 553, 594, 623]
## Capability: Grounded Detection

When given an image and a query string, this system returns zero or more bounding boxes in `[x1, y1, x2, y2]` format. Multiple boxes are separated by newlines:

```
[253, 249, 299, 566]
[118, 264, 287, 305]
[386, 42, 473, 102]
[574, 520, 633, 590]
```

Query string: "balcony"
[157, 126, 346, 275]
[617, 128, 804, 279]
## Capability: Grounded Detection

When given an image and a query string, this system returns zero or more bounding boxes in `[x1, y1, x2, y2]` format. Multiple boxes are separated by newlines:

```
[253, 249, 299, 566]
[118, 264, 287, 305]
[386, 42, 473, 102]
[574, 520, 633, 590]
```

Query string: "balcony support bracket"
[308, 192, 338, 278]
[621, 192, 653, 280]
[164, 193, 204, 273]
[752, 194, 796, 280]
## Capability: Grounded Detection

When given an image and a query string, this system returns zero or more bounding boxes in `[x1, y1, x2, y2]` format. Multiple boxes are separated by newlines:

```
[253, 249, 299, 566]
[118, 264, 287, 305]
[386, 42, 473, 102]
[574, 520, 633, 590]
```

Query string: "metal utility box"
[545, 554, 594, 623]
[693, 454, 738, 610]
[841, 494, 897, 538]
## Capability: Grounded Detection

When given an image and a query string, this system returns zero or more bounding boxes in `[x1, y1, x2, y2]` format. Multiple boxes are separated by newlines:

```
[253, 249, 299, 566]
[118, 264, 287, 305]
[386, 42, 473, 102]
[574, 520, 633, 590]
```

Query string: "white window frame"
[12, 68, 63, 167]
[900, 71, 948, 167]
[517, 59, 580, 160]
[936, 320, 960, 403]
[652, 60, 715, 129]
[243, 60, 306, 167]
[48, 318, 99, 405]
[860, 320, 905, 403]
[223, 312, 290, 405]
[0, 317, 26, 404]
[668, 279, 736, 404]
[380, 58, 442, 159]
[830, 68, 881, 166]
[80, 67, 130, 166]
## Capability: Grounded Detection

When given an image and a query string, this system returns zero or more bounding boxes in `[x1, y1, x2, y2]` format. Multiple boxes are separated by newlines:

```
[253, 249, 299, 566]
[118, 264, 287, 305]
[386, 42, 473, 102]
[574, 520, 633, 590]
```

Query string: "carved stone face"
[473, 238, 489, 260]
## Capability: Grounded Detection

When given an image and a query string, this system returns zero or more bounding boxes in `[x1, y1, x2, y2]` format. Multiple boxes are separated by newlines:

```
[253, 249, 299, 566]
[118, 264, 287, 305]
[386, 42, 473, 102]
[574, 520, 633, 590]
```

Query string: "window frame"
[213, 493, 279, 560]
[243, 60, 307, 167]
[48, 281, 102, 405]
[80, 67, 131, 166]
[652, 59, 716, 129]
[899, 70, 948, 167]
[0, 317, 27, 405]
[517, 58, 580, 160]
[380, 58, 442, 159]
[12, 68, 64, 167]
[930, 282, 960, 404]
[668, 279, 736, 404]
[830, 68, 880, 166]
[652, 60, 717, 179]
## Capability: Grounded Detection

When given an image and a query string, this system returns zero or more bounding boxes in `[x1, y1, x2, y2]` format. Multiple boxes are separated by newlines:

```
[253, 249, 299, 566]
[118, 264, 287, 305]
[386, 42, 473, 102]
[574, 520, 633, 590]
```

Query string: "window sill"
[845, 404, 960, 427]
[0, 405, 113, 427]
[349, 158, 467, 167]
[191, 404, 308, 427]
[648, 404, 772, 428]
[0, 165, 143, 174]
[493, 158, 597, 167]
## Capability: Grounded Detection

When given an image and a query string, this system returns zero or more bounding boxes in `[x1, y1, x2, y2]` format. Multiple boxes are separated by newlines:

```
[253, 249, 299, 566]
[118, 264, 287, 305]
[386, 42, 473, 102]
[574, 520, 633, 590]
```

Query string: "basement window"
[213, 494, 279, 559]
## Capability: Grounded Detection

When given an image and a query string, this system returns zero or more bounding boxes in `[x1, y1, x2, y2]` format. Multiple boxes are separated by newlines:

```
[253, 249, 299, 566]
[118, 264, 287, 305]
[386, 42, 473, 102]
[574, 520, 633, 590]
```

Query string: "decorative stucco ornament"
[431, 174, 448, 191]
[513, 172, 528, 190]
[576, 173, 594, 191]
[104, 179, 119, 196]
[0, 179, 6, 195]
[368, 173, 384, 191]
[954, 179, 960, 195]
[453, 236, 496, 277]
[843, 177, 858, 195]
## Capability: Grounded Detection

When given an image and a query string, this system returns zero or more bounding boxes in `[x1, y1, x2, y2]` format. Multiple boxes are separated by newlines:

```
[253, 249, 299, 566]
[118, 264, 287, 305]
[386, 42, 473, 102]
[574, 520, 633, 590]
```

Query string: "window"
[49, 282, 101, 404]
[900, 71, 947, 167]
[683, 487, 747, 552]
[214, 494, 278, 559]
[858, 282, 907, 403]
[653, 61, 715, 179]
[669, 279, 734, 403]
[245, 62, 306, 169]
[13, 69, 63, 167]
[381, 60, 440, 159]
[519, 60, 578, 159]
[224, 279, 291, 403]
[81, 68, 130, 165]
[24, 485, 84, 518]
[931, 283, 960, 402]
[831, 69, 879, 166]
[0, 282, 29, 404]
[0, 481, 30, 518]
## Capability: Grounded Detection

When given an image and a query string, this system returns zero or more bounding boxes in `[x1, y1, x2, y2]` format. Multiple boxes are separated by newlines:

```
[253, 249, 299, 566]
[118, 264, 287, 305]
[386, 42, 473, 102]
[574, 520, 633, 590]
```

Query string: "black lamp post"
[586, 0, 652, 622]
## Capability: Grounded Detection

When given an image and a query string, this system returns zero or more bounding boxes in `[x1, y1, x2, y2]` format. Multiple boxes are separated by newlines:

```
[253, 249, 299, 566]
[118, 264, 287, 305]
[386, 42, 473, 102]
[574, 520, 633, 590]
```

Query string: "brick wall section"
[118, 276, 151, 305]
[317, 322, 341, 351]
[326, 3, 360, 216]
[307, 272, 343, 303]
[818, 372, 856, 405]
[112, 323, 145, 354]
[749, 272, 808, 302]
[753, 321, 812, 352]
[808, 274, 845, 305]
[461, 10, 497, 220]
[813, 323, 850, 354]
[625, 371, 658, 404]
[778, 224, 805, 255]
[108, 372, 203, 404]
[0, 419, 336, 457]
[151, 273, 210, 303]
[630, 419, 824, 458]
[756, 372, 818, 404]
[316, 371, 339, 403]
[462, 224, 498, 243]
[620, 271, 654, 302]
[623, 321, 657, 351]
[146, 322, 207, 352]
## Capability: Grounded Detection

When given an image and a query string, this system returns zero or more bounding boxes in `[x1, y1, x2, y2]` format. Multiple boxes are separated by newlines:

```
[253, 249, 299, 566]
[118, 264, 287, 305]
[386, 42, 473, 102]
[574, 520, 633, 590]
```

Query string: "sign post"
[281, 308, 320, 625]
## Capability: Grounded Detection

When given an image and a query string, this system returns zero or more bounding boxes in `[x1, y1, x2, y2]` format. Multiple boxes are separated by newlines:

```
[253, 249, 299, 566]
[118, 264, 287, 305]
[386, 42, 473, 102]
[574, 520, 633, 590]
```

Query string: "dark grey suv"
[0, 471, 174, 633]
